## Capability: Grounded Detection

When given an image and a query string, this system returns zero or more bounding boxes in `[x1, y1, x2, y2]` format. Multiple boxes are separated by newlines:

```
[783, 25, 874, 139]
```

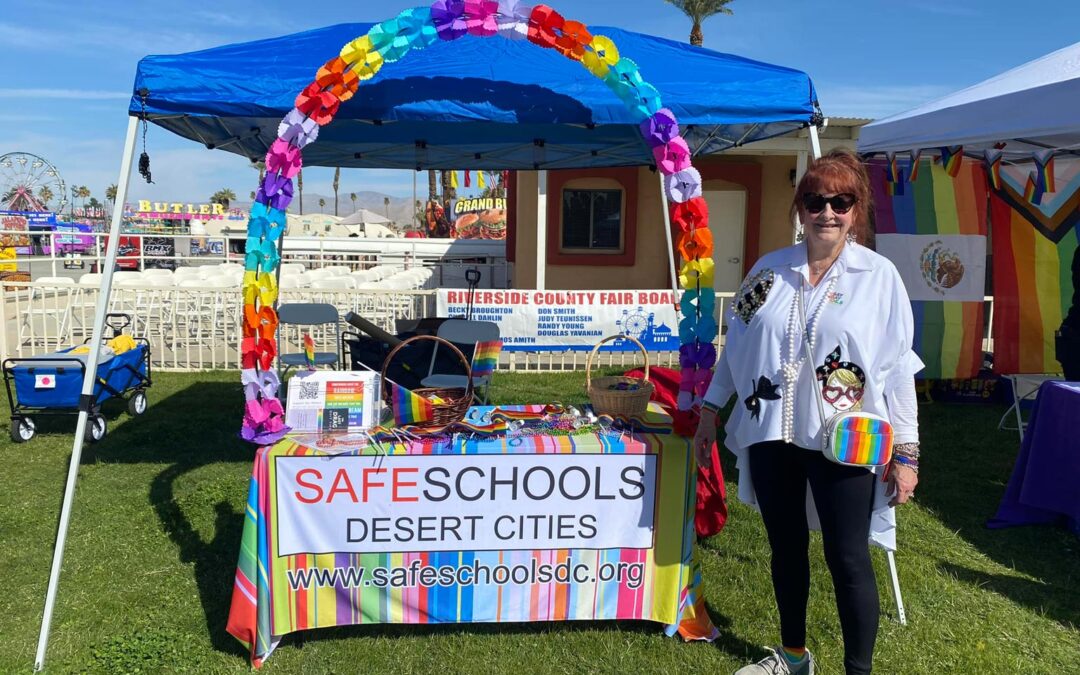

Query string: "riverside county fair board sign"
[437, 289, 682, 351]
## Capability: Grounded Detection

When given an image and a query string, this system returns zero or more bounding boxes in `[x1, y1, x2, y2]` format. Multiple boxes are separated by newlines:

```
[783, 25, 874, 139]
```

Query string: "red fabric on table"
[625, 366, 727, 538]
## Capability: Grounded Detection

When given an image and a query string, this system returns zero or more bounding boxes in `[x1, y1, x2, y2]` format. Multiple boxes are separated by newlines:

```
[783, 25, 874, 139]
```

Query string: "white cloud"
[816, 83, 956, 120]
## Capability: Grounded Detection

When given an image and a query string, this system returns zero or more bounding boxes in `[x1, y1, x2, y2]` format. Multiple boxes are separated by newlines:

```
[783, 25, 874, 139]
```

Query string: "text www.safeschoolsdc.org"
[286, 558, 646, 592]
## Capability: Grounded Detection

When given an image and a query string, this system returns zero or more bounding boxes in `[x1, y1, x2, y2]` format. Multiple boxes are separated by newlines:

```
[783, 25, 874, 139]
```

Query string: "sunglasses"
[801, 192, 857, 215]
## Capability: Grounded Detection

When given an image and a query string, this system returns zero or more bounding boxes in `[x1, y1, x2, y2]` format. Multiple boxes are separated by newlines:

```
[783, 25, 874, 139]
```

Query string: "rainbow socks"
[781, 646, 808, 666]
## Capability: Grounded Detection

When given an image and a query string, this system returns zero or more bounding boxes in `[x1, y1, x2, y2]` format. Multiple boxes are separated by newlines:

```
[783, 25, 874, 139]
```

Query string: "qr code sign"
[296, 381, 320, 401]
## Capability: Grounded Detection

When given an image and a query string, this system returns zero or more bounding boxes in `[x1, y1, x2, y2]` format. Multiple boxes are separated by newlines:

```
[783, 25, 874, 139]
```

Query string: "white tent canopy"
[858, 40, 1080, 157]
[339, 208, 392, 227]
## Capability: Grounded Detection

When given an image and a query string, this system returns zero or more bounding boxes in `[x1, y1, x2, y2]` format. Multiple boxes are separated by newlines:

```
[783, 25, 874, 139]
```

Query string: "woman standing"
[694, 149, 922, 675]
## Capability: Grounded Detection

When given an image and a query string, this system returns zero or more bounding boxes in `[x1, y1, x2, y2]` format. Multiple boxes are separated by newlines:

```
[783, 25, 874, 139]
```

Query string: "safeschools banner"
[437, 289, 681, 351]
[227, 427, 702, 662]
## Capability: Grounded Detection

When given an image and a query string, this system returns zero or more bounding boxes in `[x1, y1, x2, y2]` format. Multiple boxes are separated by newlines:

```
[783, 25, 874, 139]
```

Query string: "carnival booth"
[36, 4, 825, 669]
[857, 41, 1080, 537]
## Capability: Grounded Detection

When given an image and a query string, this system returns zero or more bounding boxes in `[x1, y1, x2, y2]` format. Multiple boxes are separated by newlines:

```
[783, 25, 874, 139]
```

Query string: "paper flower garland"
[237, 2, 722, 443]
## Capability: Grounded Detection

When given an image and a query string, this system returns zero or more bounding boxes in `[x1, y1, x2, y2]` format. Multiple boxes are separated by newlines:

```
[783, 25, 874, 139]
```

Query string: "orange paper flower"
[315, 58, 360, 102]
[677, 227, 714, 261]
[556, 20, 592, 61]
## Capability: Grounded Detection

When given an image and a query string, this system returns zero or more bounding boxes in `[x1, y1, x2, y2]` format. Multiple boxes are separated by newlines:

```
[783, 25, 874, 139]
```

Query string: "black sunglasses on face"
[801, 192, 857, 215]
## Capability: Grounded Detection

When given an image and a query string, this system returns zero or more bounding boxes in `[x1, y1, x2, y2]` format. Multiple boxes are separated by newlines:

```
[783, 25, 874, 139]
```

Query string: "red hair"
[790, 148, 873, 244]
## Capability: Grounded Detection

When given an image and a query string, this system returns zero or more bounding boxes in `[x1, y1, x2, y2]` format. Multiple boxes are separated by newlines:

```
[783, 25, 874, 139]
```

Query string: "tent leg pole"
[657, 171, 680, 310]
[535, 170, 547, 290]
[794, 127, 824, 242]
[34, 115, 139, 673]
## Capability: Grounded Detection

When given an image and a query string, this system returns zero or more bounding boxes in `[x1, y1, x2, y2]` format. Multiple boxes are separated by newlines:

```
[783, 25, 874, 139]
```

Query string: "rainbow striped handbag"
[822, 412, 894, 468]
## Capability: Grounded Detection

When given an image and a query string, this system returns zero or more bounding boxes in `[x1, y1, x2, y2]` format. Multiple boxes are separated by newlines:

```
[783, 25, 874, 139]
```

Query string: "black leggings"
[748, 441, 879, 675]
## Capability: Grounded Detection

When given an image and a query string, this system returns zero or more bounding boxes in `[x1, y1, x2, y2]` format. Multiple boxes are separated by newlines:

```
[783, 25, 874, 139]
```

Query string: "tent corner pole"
[792, 126, 824, 243]
[657, 171, 680, 311]
[535, 170, 547, 290]
[34, 114, 140, 673]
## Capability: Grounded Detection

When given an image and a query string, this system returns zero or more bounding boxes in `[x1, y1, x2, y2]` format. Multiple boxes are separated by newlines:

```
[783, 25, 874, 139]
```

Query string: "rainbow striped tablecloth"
[226, 404, 716, 665]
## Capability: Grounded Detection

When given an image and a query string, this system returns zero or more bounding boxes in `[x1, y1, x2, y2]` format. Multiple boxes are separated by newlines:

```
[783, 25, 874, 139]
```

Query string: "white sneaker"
[733, 646, 815, 675]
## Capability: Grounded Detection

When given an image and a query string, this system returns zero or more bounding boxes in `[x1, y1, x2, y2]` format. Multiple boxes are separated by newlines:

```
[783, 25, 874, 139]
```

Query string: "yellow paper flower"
[242, 271, 258, 305]
[352, 48, 384, 81]
[679, 258, 715, 289]
[340, 36, 373, 66]
[582, 35, 619, 78]
[258, 272, 278, 307]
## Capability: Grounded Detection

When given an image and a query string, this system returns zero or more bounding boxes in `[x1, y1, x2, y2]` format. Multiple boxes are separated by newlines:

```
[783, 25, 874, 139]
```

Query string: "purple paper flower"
[255, 173, 294, 211]
[665, 167, 702, 203]
[496, 0, 531, 39]
[432, 0, 468, 41]
[640, 108, 679, 148]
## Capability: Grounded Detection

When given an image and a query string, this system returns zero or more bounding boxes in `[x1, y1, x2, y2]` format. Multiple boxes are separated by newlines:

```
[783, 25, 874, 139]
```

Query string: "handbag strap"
[796, 281, 831, 446]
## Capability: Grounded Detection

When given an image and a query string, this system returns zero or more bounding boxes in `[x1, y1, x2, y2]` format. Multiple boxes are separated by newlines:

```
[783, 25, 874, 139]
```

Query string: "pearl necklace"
[780, 275, 837, 443]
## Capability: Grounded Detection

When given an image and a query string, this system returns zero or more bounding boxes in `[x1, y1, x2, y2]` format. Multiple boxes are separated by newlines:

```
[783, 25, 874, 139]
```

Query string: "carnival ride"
[0, 152, 67, 214]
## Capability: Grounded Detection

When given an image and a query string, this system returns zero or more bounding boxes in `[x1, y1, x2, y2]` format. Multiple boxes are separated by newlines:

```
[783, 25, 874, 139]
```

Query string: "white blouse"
[703, 242, 924, 549]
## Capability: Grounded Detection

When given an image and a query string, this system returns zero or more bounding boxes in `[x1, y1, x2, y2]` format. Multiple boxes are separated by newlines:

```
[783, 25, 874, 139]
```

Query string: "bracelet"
[701, 401, 721, 415]
[892, 454, 919, 473]
[894, 442, 920, 459]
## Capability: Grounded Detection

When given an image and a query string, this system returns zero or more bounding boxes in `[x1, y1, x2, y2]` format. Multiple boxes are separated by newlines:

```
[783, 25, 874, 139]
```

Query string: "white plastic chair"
[19, 277, 76, 346]
[998, 374, 1062, 442]
[323, 265, 351, 276]
[280, 262, 307, 275]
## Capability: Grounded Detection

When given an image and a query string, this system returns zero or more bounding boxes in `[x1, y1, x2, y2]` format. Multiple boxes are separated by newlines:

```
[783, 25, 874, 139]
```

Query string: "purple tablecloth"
[988, 381, 1080, 536]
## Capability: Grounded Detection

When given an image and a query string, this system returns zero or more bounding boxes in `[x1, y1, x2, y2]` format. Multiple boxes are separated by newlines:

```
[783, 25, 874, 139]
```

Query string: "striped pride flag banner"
[869, 158, 988, 379]
[989, 159, 1080, 374]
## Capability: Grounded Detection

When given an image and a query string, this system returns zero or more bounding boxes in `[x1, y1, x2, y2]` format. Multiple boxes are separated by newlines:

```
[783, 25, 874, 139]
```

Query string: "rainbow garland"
[237, 1, 717, 438]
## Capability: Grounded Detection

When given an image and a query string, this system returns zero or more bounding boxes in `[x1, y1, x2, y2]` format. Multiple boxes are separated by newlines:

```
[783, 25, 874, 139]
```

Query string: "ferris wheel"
[616, 306, 650, 340]
[0, 152, 68, 213]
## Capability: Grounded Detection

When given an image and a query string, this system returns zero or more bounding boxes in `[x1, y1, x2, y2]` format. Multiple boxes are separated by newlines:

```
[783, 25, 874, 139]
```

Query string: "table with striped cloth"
[225, 404, 717, 666]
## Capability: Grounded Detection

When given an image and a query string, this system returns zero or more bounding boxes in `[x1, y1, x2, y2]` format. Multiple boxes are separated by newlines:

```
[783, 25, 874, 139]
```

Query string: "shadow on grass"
[89, 378, 760, 663]
[909, 403, 1080, 630]
[91, 380, 251, 658]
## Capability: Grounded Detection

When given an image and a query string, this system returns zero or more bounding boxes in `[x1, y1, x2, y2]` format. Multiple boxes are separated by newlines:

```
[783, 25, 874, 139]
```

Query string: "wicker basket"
[586, 334, 654, 417]
[381, 335, 473, 429]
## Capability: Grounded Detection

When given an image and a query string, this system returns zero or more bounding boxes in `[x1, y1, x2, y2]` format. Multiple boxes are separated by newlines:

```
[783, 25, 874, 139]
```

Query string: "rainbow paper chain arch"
[239, 1, 717, 442]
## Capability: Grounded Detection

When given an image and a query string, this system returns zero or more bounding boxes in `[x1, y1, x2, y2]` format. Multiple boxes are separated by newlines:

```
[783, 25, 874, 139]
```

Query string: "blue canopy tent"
[129, 23, 819, 169]
[35, 18, 823, 670]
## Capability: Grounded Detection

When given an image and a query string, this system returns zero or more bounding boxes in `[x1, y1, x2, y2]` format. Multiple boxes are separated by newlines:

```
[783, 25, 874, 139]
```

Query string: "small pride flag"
[470, 339, 503, 379]
[938, 146, 963, 178]
[1033, 149, 1056, 193]
[390, 382, 434, 425]
[907, 149, 922, 183]
[1024, 173, 1045, 205]
[885, 152, 904, 196]
[302, 333, 316, 369]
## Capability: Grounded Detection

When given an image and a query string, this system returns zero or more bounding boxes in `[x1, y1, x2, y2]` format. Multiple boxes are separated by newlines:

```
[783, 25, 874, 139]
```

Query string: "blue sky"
[2, 0, 1078, 207]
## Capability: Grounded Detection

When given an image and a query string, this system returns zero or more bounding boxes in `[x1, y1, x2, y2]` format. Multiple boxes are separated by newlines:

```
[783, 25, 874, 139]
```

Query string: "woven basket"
[586, 334, 654, 417]
[381, 335, 473, 429]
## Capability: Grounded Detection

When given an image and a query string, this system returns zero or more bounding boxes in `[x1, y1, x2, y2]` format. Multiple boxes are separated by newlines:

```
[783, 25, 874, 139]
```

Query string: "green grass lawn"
[0, 370, 1077, 674]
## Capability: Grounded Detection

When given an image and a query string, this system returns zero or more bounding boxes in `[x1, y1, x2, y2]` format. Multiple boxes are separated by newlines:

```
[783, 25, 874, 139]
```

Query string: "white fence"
[0, 278, 998, 374]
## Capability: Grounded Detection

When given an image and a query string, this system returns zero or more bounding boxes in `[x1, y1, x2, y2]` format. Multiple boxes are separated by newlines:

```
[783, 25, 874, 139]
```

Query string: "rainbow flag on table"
[869, 159, 988, 379]
[988, 159, 1080, 374]
[302, 333, 315, 368]
[390, 382, 434, 425]
[470, 339, 502, 379]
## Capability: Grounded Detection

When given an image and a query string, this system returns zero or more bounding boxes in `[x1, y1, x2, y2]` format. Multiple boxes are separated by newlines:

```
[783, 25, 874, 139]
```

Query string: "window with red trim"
[561, 188, 623, 251]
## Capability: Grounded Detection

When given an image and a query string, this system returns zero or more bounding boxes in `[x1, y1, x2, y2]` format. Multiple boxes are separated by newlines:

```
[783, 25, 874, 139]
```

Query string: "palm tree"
[665, 0, 734, 46]
[77, 186, 91, 210]
[427, 170, 438, 201]
[297, 169, 304, 215]
[210, 188, 237, 210]
[384, 196, 391, 221]
[318, 198, 326, 214]
[105, 184, 117, 214]
[37, 186, 54, 209]
[332, 167, 341, 216]
[350, 192, 357, 214]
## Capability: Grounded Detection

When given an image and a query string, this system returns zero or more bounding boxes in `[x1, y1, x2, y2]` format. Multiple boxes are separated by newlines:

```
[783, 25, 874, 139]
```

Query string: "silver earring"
[846, 232, 857, 244]
[795, 230, 805, 243]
